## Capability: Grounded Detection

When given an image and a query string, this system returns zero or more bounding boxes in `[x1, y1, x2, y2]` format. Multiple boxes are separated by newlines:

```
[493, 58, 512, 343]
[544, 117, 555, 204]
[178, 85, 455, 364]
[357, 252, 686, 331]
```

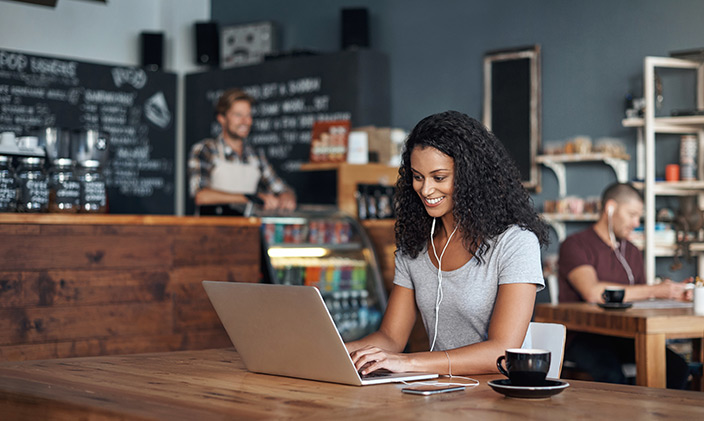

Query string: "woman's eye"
[434, 176, 446, 182]
[413, 174, 423, 181]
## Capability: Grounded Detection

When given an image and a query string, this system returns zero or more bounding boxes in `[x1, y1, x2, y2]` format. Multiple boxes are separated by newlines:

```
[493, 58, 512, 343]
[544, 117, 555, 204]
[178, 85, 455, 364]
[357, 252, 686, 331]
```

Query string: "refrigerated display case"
[260, 209, 387, 341]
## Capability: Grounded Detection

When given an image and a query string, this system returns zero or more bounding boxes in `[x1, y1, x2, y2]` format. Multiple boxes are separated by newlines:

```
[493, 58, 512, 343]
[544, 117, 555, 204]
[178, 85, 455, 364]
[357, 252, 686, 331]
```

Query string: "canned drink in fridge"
[264, 223, 275, 244]
[680, 135, 698, 181]
[283, 224, 293, 243]
[308, 220, 317, 243]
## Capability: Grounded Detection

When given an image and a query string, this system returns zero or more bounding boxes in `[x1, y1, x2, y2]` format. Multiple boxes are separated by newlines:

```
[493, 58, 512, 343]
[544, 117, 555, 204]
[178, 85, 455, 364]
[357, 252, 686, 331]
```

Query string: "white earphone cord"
[429, 218, 459, 352]
[608, 209, 634, 285]
[401, 218, 478, 389]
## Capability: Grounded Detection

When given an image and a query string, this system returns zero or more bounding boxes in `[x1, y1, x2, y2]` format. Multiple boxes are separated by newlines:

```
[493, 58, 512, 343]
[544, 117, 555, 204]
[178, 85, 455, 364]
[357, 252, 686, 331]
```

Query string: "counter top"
[0, 213, 260, 226]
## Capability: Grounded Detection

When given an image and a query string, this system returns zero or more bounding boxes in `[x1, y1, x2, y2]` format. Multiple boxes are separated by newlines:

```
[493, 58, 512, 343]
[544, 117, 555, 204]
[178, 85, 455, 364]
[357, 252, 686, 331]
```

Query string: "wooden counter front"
[0, 214, 261, 361]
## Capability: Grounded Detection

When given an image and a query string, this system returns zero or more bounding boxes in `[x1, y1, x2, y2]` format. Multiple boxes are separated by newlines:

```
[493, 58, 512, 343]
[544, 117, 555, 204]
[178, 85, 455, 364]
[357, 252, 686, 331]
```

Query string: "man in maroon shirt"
[558, 182, 691, 388]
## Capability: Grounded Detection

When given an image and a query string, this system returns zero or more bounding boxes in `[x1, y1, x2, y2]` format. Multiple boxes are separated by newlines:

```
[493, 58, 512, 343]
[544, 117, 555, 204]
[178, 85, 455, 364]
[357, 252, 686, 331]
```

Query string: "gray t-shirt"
[393, 225, 544, 351]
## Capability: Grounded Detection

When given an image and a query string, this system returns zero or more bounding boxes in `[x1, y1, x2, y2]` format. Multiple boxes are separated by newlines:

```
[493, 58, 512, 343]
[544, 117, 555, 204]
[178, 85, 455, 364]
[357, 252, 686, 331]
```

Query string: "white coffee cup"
[694, 286, 704, 316]
[0, 132, 15, 146]
[17, 136, 39, 149]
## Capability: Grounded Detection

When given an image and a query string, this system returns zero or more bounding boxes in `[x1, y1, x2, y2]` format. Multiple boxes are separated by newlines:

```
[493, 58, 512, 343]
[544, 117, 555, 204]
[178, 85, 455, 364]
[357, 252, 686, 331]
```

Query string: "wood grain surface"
[0, 348, 702, 420]
[535, 303, 704, 388]
[0, 215, 261, 361]
[299, 163, 399, 217]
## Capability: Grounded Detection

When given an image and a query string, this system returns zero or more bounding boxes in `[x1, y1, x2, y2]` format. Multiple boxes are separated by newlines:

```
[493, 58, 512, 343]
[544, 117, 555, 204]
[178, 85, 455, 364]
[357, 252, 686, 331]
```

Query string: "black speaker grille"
[140, 32, 164, 71]
[341, 8, 369, 50]
[195, 22, 220, 66]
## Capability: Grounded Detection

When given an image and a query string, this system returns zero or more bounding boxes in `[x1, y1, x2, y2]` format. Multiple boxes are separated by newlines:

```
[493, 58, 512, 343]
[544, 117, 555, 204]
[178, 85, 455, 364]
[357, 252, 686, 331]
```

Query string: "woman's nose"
[422, 181, 434, 196]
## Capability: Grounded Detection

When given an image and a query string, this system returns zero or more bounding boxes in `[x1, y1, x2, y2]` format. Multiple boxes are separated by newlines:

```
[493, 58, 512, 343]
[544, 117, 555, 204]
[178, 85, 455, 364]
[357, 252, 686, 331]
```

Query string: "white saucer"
[488, 379, 569, 399]
[597, 302, 633, 310]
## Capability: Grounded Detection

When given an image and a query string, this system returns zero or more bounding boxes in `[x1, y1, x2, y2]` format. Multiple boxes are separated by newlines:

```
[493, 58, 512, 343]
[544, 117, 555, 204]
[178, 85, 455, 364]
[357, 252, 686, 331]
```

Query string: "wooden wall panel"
[172, 227, 260, 267]
[0, 235, 173, 270]
[170, 266, 254, 285]
[0, 270, 171, 307]
[0, 215, 260, 361]
[0, 224, 40, 235]
[0, 303, 174, 345]
[171, 283, 223, 332]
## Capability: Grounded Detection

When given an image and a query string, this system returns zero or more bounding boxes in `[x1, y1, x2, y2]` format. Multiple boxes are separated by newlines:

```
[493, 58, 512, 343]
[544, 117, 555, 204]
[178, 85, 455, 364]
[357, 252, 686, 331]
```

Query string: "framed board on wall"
[483, 45, 541, 192]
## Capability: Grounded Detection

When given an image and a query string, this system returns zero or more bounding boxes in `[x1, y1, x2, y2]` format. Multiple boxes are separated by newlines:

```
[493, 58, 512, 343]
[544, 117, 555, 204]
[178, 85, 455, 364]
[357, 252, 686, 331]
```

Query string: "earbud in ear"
[608, 205, 614, 217]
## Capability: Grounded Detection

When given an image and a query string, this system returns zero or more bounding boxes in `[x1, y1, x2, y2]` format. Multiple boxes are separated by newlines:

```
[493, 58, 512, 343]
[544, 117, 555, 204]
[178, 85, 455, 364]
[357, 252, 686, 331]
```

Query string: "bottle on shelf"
[17, 156, 48, 213]
[0, 155, 18, 212]
[78, 160, 107, 213]
[48, 158, 81, 213]
[680, 135, 697, 181]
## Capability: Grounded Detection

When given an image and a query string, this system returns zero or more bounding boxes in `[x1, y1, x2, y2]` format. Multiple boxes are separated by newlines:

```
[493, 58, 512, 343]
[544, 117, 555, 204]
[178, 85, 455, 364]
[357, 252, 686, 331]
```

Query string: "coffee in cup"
[602, 287, 625, 304]
[496, 348, 551, 386]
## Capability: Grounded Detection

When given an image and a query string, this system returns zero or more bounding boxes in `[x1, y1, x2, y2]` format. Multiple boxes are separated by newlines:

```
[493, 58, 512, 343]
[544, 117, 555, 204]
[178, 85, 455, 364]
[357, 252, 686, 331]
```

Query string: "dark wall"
[211, 0, 704, 279]
[212, 1, 704, 135]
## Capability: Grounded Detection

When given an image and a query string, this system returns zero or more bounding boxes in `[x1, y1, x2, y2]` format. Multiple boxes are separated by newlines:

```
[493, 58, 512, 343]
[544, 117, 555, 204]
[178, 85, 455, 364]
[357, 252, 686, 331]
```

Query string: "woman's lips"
[424, 196, 444, 207]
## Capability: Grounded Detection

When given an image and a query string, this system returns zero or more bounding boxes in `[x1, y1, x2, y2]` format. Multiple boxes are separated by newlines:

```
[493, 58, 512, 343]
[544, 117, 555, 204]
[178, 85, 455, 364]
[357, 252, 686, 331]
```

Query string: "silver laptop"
[202, 281, 438, 386]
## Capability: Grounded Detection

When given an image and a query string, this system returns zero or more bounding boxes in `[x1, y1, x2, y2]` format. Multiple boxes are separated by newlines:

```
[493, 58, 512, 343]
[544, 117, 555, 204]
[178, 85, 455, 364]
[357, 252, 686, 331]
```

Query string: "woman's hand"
[349, 345, 411, 375]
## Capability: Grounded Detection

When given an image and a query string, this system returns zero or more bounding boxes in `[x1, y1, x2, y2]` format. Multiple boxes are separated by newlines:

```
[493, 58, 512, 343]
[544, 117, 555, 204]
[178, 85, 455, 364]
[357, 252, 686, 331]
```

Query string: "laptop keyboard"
[361, 369, 393, 379]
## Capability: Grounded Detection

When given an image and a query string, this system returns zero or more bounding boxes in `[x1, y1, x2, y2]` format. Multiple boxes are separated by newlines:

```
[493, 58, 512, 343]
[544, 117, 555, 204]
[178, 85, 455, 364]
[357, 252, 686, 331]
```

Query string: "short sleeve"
[558, 234, 591, 278]
[392, 252, 414, 290]
[496, 227, 545, 290]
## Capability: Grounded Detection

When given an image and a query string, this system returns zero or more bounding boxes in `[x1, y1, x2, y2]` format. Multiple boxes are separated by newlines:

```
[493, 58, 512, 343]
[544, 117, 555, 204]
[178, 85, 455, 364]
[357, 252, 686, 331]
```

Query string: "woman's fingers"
[350, 346, 387, 372]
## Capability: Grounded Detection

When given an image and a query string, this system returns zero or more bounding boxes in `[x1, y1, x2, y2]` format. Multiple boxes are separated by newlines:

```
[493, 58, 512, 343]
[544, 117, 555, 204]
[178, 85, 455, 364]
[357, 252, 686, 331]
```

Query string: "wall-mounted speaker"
[140, 32, 164, 71]
[341, 8, 369, 50]
[6, 0, 57, 7]
[195, 22, 220, 66]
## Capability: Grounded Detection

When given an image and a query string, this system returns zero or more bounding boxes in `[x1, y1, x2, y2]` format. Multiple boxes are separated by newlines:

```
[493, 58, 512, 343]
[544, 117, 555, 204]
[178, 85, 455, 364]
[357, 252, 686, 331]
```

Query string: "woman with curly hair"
[347, 110, 549, 377]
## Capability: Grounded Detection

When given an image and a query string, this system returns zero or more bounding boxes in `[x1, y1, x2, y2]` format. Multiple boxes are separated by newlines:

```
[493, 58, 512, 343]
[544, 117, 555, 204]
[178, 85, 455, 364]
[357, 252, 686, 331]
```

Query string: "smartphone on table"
[401, 384, 466, 395]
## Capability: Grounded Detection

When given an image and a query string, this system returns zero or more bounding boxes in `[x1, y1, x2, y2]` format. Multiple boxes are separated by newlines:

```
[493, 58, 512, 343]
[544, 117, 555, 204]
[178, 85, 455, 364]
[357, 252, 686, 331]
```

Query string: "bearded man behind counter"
[188, 88, 296, 213]
[557, 182, 690, 389]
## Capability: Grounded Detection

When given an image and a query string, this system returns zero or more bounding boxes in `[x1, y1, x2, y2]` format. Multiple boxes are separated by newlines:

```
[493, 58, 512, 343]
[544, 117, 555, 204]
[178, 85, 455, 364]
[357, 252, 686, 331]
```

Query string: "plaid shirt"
[188, 136, 290, 198]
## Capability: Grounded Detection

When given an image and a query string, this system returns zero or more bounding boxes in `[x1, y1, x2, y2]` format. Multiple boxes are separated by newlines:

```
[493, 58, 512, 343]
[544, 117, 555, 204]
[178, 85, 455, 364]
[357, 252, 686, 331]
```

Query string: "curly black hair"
[394, 110, 549, 263]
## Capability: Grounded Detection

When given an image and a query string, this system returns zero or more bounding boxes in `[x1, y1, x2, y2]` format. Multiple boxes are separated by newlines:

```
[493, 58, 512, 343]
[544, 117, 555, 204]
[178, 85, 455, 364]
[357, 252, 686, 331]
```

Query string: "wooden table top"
[0, 348, 702, 420]
[535, 302, 704, 338]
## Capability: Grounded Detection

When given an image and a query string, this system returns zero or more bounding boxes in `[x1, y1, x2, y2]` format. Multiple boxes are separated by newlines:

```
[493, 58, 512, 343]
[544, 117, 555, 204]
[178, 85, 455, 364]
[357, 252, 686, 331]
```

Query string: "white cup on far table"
[694, 286, 704, 316]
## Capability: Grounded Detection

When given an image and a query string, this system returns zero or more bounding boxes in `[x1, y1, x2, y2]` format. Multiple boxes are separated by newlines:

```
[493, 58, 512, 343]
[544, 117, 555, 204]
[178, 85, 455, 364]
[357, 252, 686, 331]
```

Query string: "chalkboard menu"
[185, 50, 389, 214]
[0, 48, 177, 214]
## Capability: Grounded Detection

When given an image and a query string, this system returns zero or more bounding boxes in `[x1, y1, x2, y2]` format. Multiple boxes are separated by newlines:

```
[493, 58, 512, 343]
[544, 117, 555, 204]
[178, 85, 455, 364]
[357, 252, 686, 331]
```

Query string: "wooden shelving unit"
[299, 163, 399, 218]
[622, 55, 704, 284]
[537, 153, 628, 241]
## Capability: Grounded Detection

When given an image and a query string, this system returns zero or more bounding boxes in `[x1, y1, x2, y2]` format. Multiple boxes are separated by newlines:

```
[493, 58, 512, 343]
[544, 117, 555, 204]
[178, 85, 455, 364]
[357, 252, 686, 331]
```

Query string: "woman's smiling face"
[410, 145, 455, 219]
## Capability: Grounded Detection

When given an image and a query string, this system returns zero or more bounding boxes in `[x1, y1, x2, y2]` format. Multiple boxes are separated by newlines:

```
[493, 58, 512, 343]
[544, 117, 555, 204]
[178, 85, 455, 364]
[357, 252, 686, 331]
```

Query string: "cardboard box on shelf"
[309, 120, 350, 163]
[354, 126, 403, 166]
